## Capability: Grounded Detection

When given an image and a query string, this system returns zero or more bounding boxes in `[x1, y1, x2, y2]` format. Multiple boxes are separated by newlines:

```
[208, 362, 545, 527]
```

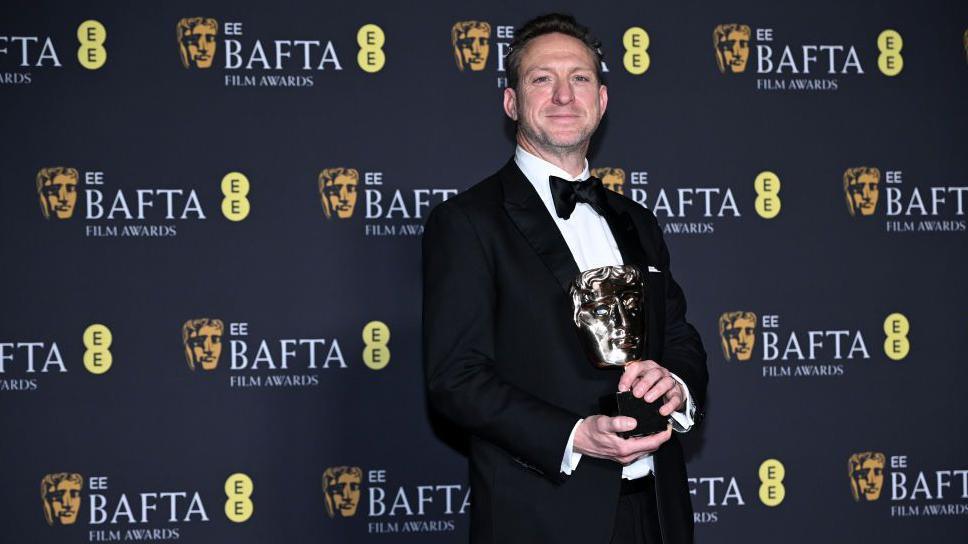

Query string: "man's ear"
[598, 84, 608, 118]
[503, 87, 518, 121]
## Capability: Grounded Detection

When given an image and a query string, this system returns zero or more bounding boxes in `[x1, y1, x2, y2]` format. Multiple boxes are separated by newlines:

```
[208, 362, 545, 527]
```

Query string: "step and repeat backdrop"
[1, 0, 966, 542]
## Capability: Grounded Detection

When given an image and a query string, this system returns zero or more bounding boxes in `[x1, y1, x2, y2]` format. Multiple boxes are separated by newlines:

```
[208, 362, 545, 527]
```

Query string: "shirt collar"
[513, 145, 590, 209]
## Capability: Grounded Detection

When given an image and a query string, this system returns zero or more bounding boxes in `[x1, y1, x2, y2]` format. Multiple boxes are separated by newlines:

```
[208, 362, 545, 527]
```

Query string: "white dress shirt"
[513, 145, 697, 480]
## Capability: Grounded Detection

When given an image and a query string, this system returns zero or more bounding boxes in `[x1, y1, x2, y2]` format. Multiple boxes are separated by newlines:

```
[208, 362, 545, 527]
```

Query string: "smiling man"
[423, 13, 707, 544]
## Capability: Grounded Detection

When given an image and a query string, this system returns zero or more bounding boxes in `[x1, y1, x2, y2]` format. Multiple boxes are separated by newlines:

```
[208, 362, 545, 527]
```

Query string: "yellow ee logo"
[758, 458, 785, 506]
[622, 27, 650, 75]
[883, 312, 910, 360]
[77, 20, 107, 70]
[224, 473, 253, 523]
[83, 324, 112, 375]
[221, 172, 250, 221]
[877, 30, 903, 76]
[754, 171, 781, 219]
[357, 24, 386, 73]
[362, 320, 390, 370]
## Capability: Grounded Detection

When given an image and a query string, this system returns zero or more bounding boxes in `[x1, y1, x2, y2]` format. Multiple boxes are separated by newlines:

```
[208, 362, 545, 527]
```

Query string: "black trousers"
[610, 475, 663, 544]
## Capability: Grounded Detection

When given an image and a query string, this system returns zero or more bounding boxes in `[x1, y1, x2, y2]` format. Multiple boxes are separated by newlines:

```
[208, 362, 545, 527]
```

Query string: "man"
[423, 13, 707, 544]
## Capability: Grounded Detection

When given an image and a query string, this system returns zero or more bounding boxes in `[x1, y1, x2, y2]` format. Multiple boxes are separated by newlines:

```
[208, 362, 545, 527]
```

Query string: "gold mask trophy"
[571, 265, 667, 438]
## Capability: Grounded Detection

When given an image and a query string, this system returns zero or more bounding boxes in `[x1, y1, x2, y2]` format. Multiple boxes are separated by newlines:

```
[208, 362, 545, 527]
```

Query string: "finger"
[622, 426, 673, 454]
[634, 369, 668, 399]
[644, 375, 677, 403]
[659, 396, 679, 416]
[617, 361, 645, 392]
[604, 416, 637, 434]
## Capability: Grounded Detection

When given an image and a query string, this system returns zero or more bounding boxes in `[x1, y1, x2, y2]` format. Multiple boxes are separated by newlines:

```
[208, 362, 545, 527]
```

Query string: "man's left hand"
[618, 360, 684, 417]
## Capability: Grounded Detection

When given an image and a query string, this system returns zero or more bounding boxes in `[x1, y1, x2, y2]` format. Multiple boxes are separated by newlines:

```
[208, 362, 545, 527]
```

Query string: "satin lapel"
[499, 160, 580, 293]
[602, 207, 664, 361]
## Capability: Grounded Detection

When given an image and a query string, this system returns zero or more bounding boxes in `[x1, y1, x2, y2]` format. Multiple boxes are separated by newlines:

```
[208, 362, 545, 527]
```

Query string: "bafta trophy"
[570, 265, 668, 438]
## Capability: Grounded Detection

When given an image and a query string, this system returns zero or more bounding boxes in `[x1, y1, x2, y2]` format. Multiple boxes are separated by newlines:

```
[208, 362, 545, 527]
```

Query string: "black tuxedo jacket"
[422, 159, 708, 544]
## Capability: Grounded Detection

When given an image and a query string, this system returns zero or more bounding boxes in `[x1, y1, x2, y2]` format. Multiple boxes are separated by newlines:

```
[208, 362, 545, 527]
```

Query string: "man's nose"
[552, 79, 574, 105]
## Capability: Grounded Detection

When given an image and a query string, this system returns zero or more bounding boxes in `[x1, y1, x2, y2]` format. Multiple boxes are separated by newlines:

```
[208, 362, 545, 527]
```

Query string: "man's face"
[847, 171, 880, 216]
[321, 173, 358, 219]
[45, 479, 81, 525]
[575, 276, 644, 367]
[717, 28, 750, 73]
[505, 33, 607, 154]
[41, 173, 78, 219]
[456, 26, 489, 71]
[183, 22, 217, 68]
[187, 324, 222, 370]
[852, 458, 885, 501]
[724, 316, 755, 361]
[327, 473, 361, 517]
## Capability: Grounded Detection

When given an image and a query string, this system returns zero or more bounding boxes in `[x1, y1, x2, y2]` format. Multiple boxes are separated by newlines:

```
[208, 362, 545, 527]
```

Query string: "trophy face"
[570, 265, 647, 368]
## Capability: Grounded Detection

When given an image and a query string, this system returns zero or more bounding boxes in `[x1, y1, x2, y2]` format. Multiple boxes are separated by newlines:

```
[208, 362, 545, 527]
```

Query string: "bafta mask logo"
[323, 466, 362, 518]
[719, 311, 757, 361]
[41, 473, 83, 526]
[713, 24, 751, 74]
[177, 17, 218, 69]
[182, 318, 224, 371]
[318, 168, 359, 219]
[452, 21, 491, 72]
[849, 452, 886, 501]
[37, 167, 79, 220]
[843, 167, 880, 217]
[591, 168, 626, 196]
[571, 265, 646, 368]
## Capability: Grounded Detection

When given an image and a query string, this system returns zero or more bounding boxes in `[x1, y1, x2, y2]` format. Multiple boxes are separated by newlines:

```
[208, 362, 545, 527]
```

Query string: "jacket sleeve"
[652, 217, 709, 420]
[422, 202, 580, 480]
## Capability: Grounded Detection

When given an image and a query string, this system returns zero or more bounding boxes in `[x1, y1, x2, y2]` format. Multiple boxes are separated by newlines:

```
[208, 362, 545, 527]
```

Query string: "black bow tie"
[549, 175, 612, 220]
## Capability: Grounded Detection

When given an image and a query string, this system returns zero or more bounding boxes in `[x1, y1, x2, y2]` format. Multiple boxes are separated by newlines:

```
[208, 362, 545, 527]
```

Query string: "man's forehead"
[519, 33, 597, 71]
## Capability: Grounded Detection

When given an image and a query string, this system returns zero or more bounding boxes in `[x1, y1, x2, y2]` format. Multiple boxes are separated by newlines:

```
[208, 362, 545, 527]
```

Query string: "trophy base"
[599, 391, 669, 439]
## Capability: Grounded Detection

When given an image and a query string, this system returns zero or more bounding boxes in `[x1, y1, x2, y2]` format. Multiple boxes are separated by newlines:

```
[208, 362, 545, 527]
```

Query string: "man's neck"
[516, 135, 587, 178]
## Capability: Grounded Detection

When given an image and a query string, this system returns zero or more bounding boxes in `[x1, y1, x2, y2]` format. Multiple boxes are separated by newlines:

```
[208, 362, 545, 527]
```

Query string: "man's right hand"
[572, 415, 672, 465]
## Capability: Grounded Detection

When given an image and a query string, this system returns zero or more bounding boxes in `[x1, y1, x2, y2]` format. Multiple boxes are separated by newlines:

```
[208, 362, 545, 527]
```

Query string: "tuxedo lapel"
[499, 160, 580, 293]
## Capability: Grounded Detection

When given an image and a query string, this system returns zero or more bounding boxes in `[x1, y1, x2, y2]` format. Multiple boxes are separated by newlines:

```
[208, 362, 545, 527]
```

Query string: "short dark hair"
[506, 13, 604, 90]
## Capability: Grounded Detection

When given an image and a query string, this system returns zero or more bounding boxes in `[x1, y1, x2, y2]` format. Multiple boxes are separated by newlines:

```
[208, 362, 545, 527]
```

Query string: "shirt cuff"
[560, 419, 584, 475]
[668, 373, 696, 433]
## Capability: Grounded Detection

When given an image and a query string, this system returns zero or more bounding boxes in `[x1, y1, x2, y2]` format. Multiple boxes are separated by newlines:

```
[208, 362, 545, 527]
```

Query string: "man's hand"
[573, 416, 672, 464]
[618, 360, 684, 417]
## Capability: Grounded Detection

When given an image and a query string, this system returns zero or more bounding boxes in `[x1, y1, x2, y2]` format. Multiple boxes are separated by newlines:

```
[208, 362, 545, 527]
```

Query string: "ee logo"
[357, 24, 386, 73]
[77, 20, 107, 70]
[622, 27, 650, 75]
[221, 172, 250, 221]
[877, 30, 903, 76]
[754, 171, 781, 219]
[758, 458, 785, 507]
[224, 473, 254, 523]
[83, 324, 112, 374]
[362, 321, 390, 370]
[883, 312, 910, 361]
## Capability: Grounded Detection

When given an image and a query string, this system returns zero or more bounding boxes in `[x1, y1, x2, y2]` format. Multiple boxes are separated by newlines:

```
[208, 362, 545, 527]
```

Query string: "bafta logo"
[591, 167, 626, 195]
[182, 318, 224, 371]
[323, 466, 362, 518]
[713, 24, 751, 74]
[452, 21, 491, 71]
[843, 167, 880, 217]
[177, 17, 218, 69]
[849, 452, 886, 501]
[36, 167, 79, 220]
[41, 473, 83, 526]
[719, 311, 756, 361]
[318, 168, 359, 219]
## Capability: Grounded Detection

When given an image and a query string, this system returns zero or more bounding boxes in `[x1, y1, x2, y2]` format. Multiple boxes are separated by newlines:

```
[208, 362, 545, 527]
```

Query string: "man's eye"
[532, 76, 550, 83]
[574, 75, 590, 82]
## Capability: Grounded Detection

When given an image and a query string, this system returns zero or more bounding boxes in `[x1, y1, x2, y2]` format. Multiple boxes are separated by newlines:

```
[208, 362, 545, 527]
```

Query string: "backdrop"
[2, 1, 966, 542]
